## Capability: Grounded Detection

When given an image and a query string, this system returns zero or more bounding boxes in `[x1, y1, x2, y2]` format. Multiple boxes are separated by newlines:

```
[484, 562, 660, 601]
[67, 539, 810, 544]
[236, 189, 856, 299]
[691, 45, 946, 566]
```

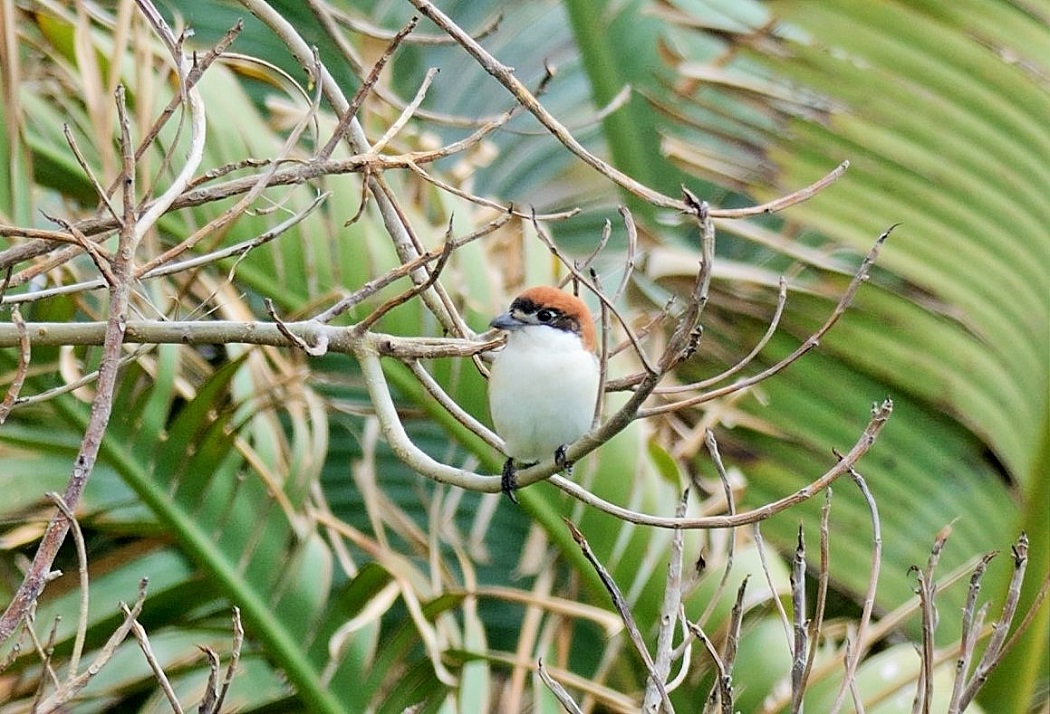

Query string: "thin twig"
[63, 124, 122, 225]
[614, 206, 638, 303]
[908, 523, 953, 714]
[957, 533, 1031, 709]
[199, 647, 222, 714]
[564, 519, 675, 713]
[538, 657, 584, 714]
[214, 607, 243, 713]
[44, 494, 90, 679]
[38, 210, 117, 287]
[594, 269, 611, 427]
[125, 609, 184, 714]
[568, 218, 612, 284]
[686, 617, 726, 714]
[659, 191, 713, 373]
[948, 551, 998, 713]
[790, 524, 808, 713]
[407, 359, 503, 452]
[27, 607, 62, 695]
[34, 580, 149, 714]
[719, 577, 748, 714]
[265, 299, 329, 356]
[829, 464, 883, 714]
[0, 306, 29, 423]
[317, 16, 420, 159]
[407, 0, 848, 215]
[642, 490, 689, 713]
[754, 522, 793, 649]
[370, 66, 438, 154]
[666, 609, 693, 692]
[550, 400, 892, 528]
[130, 1, 207, 245]
[799, 488, 833, 706]
[656, 276, 787, 394]
[640, 225, 896, 418]
[352, 232, 455, 334]
[697, 429, 736, 626]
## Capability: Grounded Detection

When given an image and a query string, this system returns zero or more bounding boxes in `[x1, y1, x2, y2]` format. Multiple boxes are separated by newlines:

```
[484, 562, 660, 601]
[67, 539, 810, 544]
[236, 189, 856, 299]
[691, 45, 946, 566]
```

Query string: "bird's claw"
[503, 450, 573, 505]
[554, 444, 573, 475]
[501, 458, 519, 504]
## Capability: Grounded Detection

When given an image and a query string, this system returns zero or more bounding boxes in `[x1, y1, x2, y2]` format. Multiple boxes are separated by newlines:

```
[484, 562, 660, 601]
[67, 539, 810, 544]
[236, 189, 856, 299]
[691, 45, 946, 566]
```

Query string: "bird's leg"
[502, 458, 541, 503]
[554, 445, 574, 476]
[501, 458, 520, 504]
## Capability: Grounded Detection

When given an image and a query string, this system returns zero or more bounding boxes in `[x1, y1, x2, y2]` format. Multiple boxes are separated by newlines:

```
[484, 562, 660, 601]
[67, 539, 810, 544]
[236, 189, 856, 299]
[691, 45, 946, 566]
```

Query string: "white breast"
[488, 326, 600, 463]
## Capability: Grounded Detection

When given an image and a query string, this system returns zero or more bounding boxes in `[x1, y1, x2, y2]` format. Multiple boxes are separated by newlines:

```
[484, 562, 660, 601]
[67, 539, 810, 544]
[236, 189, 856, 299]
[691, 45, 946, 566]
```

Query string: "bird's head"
[490, 286, 597, 353]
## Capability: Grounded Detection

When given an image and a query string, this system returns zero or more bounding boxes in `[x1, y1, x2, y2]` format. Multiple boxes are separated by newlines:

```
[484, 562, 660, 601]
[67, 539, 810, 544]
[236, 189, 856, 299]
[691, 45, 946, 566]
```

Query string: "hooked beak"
[490, 312, 524, 331]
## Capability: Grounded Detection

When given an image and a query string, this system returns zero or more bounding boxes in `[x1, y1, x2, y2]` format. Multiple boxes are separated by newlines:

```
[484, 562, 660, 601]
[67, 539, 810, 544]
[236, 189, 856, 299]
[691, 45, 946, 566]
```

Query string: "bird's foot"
[502, 458, 540, 504]
[501, 458, 519, 503]
[554, 445, 574, 476]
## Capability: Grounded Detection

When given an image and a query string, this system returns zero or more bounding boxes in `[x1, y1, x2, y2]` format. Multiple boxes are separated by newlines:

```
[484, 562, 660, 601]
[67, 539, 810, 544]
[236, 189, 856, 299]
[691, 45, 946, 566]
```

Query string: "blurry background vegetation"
[0, 0, 1046, 712]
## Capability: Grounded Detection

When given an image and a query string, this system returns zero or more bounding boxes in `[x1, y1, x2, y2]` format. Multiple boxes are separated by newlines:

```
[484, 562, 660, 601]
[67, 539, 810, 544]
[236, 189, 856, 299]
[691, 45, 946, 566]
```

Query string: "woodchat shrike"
[488, 286, 600, 501]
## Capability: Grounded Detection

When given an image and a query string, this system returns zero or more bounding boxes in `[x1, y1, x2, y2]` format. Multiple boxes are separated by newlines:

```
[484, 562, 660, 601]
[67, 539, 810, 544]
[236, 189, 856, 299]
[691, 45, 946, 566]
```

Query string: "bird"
[487, 286, 601, 502]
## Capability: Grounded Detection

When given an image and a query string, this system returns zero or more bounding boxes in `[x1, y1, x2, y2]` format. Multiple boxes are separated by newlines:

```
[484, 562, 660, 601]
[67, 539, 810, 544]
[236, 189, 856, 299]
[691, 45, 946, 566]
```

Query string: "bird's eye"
[536, 309, 556, 323]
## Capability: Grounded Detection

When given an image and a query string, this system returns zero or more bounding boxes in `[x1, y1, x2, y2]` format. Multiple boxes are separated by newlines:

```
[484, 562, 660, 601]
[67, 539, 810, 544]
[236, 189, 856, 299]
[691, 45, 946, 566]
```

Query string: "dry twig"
[564, 519, 675, 713]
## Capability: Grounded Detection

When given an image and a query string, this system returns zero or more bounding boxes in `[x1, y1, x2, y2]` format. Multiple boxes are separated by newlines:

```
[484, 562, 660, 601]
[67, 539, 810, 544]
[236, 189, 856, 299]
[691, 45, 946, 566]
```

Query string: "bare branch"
[406, 0, 848, 215]
[63, 123, 122, 225]
[696, 429, 737, 626]
[641, 225, 895, 418]
[957, 533, 1033, 709]
[371, 66, 438, 154]
[948, 551, 998, 713]
[908, 522, 953, 714]
[551, 400, 892, 528]
[126, 610, 183, 714]
[44, 494, 90, 679]
[828, 465, 883, 714]
[0, 306, 29, 423]
[34, 580, 149, 713]
[754, 522, 793, 649]
[790, 525, 807, 713]
[0, 2, 208, 638]
[800, 489, 833, 705]
[407, 359, 503, 452]
[564, 518, 675, 713]
[353, 231, 455, 334]
[318, 15, 421, 159]
[537, 657, 584, 714]
[656, 276, 787, 395]
[643, 490, 689, 713]
[718, 578, 748, 714]
[659, 191, 713, 373]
